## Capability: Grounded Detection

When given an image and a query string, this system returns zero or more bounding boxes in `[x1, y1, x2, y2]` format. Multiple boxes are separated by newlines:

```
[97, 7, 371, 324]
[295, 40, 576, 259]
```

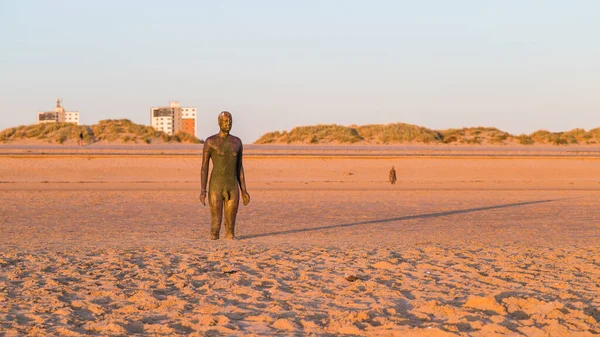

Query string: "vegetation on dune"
[439, 127, 512, 145]
[3, 120, 599, 146]
[92, 119, 160, 143]
[171, 131, 203, 144]
[254, 123, 600, 145]
[0, 119, 202, 144]
[255, 124, 363, 144]
[0, 123, 91, 144]
[589, 128, 600, 143]
[516, 134, 535, 145]
[529, 128, 599, 145]
[562, 128, 598, 144]
[530, 130, 564, 145]
[355, 123, 443, 144]
[255, 123, 443, 145]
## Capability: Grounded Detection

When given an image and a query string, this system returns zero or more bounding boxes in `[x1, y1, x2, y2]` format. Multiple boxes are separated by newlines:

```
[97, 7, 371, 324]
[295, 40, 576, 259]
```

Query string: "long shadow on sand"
[239, 198, 561, 240]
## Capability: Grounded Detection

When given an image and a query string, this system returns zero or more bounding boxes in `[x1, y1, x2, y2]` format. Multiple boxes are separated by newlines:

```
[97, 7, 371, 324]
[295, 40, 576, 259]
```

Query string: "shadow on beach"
[239, 198, 565, 240]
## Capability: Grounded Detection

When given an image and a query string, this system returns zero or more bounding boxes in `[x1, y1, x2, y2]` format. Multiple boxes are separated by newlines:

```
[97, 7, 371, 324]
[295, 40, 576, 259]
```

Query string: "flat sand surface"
[1, 155, 599, 336]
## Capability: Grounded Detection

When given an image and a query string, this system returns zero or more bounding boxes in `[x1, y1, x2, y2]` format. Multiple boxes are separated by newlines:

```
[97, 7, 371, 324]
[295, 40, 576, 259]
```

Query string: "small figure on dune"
[389, 165, 397, 185]
[200, 111, 250, 240]
[79, 132, 84, 146]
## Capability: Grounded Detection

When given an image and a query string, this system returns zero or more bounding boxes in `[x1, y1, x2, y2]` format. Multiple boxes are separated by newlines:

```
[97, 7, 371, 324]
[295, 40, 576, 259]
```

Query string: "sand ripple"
[1, 244, 599, 336]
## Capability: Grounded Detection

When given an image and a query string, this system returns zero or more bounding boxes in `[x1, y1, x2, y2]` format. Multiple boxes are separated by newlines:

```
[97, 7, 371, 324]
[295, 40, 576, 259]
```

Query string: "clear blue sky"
[1, 0, 599, 142]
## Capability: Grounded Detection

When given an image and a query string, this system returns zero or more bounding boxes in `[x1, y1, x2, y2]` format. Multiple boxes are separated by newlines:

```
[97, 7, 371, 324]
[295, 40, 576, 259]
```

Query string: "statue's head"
[218, 111, 232, 132]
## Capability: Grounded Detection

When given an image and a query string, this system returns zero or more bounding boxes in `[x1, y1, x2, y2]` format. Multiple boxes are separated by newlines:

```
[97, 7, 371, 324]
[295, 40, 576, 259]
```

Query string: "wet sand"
[1, 155, 599, 336]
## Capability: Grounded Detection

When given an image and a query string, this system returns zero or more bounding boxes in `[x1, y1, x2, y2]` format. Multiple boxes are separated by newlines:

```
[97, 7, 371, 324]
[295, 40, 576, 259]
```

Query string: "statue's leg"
[208, 191, 223, 240]
[223, 190, 240, 239]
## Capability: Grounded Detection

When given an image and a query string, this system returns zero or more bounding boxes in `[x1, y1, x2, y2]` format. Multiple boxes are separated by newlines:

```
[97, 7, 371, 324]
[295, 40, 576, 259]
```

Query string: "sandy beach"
[1, 153, 599, 336]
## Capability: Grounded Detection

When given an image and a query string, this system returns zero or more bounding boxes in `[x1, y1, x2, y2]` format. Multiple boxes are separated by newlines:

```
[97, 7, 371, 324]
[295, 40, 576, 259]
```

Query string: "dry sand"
[1, 154, 599, 336]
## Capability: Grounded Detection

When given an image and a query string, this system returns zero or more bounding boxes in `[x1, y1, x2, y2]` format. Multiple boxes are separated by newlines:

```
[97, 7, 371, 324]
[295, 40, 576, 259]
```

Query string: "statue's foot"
[224, 233, 235, 240]
[210, 235, 219, 240]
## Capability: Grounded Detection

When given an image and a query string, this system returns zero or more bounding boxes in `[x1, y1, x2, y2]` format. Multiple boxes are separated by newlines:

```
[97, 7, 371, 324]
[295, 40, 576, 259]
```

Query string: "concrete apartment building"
[37, 99, 80, 125]
[150, 101, 196, 136]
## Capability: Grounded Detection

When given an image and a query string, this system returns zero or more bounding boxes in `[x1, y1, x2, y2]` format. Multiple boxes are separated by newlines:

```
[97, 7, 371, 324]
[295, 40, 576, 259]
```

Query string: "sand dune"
[1, 155, 599, 336]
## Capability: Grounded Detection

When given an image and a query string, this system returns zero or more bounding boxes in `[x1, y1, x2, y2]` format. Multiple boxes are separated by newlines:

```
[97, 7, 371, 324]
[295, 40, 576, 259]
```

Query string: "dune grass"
[254, 124, 363, 144]
[355, 123, 443, 144]
[0, 119, 202, 144]
[255, 123, 443, 144]
[0, 123, 90, 144]
[3, 120, 599, 146]
[255, 124, 600, 145]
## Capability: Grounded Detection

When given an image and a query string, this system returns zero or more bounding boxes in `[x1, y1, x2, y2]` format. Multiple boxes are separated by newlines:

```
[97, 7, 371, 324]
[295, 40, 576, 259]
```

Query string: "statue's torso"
[206, 135, 242, 191]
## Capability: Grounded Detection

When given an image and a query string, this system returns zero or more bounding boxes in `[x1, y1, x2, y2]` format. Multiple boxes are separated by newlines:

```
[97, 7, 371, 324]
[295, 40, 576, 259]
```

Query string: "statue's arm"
[238, 142, 250, 205]
[237, 143, 248, 193]
[200, 141, 211, 195]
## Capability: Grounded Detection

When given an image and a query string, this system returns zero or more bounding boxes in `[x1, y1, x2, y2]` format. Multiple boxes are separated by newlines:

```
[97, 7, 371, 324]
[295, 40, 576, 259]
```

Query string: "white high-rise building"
[37, 99, 80, 125]
[150, 101, 196, 136]
[64, 111, 80, 124]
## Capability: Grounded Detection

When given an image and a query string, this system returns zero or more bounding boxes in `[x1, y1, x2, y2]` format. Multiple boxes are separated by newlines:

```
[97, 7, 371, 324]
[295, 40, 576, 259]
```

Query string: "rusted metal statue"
[389, 166, 397, 185]
[200, 111, 250, 239]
